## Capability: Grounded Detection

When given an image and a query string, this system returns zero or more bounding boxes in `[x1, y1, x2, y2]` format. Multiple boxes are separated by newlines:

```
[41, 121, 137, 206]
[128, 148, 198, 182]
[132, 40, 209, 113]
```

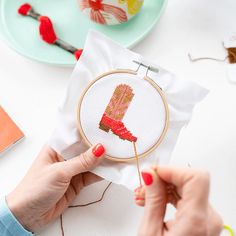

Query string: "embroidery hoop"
[77, 63, 169, 162]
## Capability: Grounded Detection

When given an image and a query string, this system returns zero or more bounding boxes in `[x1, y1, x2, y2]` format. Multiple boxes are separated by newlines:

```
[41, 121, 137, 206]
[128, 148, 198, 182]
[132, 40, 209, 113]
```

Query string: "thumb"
[139, 168, 166, 236]
[62, 143, 105, 177]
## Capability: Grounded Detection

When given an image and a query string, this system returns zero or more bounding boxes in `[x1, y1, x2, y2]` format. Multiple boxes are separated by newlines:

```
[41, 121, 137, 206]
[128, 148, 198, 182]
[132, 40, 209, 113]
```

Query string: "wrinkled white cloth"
[49, 30, 208, 190]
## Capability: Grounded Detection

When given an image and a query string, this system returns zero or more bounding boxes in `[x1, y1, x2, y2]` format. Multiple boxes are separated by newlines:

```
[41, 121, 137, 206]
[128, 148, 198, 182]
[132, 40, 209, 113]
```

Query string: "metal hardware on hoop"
[133, 60, 159, 75]
[134, 61, 142, 72]
[133, 61, 162, 90]
[145, 66, 150, 77]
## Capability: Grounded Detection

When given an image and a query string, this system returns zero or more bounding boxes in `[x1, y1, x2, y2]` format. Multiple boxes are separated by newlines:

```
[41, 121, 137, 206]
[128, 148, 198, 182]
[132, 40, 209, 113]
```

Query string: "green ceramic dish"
[0, 0, 167, 67]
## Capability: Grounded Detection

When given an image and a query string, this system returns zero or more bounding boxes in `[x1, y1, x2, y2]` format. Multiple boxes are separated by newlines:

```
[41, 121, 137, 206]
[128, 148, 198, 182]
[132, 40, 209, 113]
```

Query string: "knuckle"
[146, 193, 165, 208]
[50, 163, 69, 181]
[79, 153, 95, 170]
[57, 170, 68, 179]
[189, 213, 208, 236]
[194, 170, 210, 186]
[54, 166, 70, 180]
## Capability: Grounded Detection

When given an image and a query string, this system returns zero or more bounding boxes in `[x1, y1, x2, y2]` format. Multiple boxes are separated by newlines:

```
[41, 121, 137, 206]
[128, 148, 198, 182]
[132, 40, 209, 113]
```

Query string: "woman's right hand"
[135, 166, 223, 236]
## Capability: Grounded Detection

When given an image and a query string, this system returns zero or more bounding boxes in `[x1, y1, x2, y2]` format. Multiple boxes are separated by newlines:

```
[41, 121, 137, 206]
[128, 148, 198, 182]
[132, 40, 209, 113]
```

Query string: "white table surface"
[0, 0, 236, 235]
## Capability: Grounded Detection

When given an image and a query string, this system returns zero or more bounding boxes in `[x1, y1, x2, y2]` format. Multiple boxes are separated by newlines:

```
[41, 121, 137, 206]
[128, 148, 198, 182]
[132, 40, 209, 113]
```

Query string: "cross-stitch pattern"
[99, 84, 137, 142]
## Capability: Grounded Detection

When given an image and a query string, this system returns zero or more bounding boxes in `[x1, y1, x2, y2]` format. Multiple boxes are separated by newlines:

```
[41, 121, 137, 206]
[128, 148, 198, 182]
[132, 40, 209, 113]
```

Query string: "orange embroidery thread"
[227, 48, 236, 64]
[133, 142, 142, 187]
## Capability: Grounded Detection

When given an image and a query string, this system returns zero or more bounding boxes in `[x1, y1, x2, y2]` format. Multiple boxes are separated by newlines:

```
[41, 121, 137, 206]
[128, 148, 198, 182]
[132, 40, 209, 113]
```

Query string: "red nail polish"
[135, 197, 145, 201]
[142, 172, 153, 186]
[92, 144, 105, 158]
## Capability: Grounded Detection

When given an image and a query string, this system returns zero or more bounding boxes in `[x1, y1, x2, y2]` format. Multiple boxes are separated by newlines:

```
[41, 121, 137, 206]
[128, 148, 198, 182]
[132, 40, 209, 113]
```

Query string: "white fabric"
[226, 64, 236, 83]
[49, 30, 208, 190]
[223, 31, 236, 48]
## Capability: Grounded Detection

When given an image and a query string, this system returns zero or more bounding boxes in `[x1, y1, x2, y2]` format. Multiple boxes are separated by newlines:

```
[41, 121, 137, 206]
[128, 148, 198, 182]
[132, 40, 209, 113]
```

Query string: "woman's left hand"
[6, 144, 105, 232]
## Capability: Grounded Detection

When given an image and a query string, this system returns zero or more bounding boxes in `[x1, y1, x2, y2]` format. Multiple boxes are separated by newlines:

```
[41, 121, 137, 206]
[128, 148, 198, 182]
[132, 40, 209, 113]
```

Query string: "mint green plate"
[0, 0, 167, 67]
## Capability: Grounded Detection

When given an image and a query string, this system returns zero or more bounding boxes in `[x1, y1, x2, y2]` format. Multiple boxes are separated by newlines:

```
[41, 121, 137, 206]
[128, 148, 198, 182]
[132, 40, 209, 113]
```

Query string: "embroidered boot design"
[99, 84, 137, 142]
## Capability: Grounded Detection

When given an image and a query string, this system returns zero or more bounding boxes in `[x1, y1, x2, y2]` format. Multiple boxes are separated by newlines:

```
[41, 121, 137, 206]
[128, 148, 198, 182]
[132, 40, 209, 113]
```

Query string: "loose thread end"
[60, 215, 65, 236]
[188, 53, 195, 62]
[188, 53, 228, 62]
[133, 142, 142, 187]
[61, 182, 112, 236]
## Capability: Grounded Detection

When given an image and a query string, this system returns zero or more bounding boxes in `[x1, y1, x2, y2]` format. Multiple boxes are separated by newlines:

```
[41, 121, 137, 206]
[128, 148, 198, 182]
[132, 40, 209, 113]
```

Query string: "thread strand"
[60, 182, 112, 236]
[133, 142, 142, 187]
[60, 215, 64, 236]
[69, 182, 112, 208]
[188, 53, 228, 62]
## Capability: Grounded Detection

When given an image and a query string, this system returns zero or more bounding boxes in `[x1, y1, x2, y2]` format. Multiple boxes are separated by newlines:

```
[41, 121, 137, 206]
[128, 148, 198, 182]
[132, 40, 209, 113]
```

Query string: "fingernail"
[141, 172, 153, 186]
[92, 144, 105, 158]
[135, 197, 145, 201]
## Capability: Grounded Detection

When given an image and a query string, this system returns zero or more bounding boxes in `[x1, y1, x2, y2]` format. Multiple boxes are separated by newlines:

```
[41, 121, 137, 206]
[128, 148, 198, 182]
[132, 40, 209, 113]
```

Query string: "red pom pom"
[74, 49, 83, 60]
[39, 16, 57, 44]
[18, 3, 32, 15]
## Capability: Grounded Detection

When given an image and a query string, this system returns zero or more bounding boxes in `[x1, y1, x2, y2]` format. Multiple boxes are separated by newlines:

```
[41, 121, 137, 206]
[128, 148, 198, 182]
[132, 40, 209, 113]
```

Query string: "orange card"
[0, 106, 24, 154]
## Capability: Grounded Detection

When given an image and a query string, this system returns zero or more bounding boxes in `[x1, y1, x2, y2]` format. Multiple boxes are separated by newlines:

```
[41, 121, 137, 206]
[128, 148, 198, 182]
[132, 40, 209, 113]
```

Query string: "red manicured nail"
[135, 197, 145, 201]
[92, 144, 105, 158]
[142, 172, 153, 186]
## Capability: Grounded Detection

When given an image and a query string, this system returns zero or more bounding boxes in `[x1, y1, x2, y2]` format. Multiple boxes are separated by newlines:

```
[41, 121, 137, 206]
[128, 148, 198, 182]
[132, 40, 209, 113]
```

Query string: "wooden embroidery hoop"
[77, 63, 170, 162]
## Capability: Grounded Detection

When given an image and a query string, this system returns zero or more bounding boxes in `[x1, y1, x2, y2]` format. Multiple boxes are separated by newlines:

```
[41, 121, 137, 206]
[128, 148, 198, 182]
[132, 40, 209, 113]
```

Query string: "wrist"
[0, 196, 33, 235]
[6, 191, 35, 233]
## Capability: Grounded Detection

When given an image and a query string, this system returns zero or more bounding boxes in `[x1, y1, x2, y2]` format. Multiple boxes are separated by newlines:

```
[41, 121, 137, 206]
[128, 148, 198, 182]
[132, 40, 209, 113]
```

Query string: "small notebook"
[0, 106, 24, 155]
